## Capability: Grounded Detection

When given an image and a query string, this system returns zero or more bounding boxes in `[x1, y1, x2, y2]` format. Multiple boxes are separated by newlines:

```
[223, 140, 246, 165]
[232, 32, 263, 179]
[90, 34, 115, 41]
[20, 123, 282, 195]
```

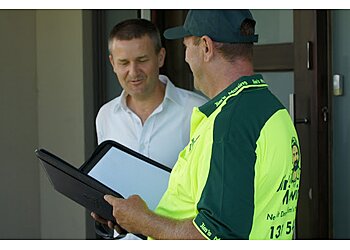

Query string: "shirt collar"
[159, 74, 182, 106]
[113, 90, 129, 113]
[199, 74, 267, 117]
[113, 74, 181, 113]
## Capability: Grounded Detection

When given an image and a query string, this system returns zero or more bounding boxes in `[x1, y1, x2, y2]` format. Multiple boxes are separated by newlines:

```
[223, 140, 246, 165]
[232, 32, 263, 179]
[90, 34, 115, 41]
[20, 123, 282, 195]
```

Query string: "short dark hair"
[192, 18, 255, 63]
[108, 19, 162, 54]
[214, 18, 256, 62]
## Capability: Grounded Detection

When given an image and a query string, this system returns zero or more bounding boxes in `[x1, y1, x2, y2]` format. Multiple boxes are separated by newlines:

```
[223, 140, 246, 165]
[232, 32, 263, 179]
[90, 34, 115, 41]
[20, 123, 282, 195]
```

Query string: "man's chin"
[127, 90, 149, 100]
[193, 82, 204, 95]
[193, 81, 200, 91]
[128, 85, 145, 94]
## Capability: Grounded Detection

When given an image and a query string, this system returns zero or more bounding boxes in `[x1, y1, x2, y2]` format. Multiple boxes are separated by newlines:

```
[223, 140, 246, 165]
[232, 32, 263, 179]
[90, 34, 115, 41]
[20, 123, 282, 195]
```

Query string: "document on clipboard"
[80, 140, 172, 211]
[36, 140, 171, 226]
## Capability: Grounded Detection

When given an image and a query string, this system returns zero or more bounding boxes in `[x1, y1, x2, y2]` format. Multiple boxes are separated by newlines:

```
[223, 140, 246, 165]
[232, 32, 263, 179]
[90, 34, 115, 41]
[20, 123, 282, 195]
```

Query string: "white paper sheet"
[88, 147, 170, 210]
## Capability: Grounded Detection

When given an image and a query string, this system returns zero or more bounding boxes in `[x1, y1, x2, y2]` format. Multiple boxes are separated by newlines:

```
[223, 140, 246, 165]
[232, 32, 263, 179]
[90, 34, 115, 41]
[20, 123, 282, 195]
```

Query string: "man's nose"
[128, 62, 140, 77]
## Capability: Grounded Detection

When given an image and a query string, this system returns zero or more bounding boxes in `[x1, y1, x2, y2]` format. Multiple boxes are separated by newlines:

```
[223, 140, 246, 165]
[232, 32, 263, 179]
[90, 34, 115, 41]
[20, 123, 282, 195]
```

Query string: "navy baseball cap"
[164, 10, 258, 43]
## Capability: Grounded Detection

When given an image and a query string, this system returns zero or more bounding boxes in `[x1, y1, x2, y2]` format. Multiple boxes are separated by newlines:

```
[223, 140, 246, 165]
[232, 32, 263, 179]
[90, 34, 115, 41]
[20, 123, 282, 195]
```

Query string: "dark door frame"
[293, 10, 332, 239]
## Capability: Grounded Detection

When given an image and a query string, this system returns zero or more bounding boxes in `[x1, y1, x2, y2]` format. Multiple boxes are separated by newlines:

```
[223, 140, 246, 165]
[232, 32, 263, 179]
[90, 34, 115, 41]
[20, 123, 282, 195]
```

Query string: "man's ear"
[158, 47, 166, 68]
[109, 54, 115, 68]
[201, 36, 214, 62]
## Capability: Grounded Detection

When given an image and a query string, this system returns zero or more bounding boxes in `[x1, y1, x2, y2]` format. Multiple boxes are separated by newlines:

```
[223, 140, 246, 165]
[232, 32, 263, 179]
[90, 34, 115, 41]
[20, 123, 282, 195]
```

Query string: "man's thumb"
[104, 194, 113, 204]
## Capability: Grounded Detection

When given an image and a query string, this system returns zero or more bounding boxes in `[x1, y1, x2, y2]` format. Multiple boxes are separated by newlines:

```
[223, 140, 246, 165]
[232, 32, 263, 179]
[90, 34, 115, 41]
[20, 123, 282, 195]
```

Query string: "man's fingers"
[104, 194, 112, 204]
[113, 222, 124, 234]
[104, 194, 120, 205]
[91, 212, 100, 221]
[91, 212, 98, 219]
[91, 212, 108, 224]
[107, 221, 114, 229]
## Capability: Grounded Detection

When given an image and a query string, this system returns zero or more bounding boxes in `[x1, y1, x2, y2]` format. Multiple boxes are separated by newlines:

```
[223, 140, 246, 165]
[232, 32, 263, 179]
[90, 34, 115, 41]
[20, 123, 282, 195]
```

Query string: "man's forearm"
[139, 211, 205, 240]
[104, 195, 205, 239]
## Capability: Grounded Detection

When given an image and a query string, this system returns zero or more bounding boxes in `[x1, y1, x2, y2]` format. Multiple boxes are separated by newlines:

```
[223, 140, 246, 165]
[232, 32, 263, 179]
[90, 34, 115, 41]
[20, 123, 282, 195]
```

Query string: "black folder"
[35, 140, 171, 235]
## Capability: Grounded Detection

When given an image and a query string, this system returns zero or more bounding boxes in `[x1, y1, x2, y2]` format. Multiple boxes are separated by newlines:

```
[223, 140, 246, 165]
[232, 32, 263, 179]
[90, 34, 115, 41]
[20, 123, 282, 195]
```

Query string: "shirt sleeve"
[193, 115, 258, 239]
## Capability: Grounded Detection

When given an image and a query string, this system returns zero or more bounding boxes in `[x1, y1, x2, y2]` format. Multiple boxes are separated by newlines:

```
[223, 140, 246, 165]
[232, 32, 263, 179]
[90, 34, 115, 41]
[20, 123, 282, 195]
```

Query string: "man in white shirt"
[96, 19, 206, 168]
[93, 19, 207, 239]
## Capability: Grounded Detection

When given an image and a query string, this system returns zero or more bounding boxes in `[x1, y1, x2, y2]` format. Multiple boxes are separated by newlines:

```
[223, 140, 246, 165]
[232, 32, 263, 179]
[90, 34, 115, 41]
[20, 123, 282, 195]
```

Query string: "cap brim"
[164, 26, 191, 40]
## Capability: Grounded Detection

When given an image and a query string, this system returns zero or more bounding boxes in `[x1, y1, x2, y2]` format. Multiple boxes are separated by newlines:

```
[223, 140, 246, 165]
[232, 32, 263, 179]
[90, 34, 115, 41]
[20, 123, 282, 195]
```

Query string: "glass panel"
[251, 9, 293, 45]
[331, 9, 350, 239]
[258, 72, 294, 113]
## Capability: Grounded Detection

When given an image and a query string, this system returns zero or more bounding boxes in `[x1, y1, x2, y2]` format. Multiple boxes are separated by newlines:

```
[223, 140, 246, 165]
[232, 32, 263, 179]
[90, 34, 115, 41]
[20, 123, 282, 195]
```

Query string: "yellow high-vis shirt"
[154, 74, 301, 240]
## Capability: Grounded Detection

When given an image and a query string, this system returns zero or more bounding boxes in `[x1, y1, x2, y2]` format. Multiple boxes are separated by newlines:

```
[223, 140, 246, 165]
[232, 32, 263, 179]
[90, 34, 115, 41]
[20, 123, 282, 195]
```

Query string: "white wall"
[0, 10, 40, 239]
[36, 10, 86, 239]
[0, 10, 88, 239]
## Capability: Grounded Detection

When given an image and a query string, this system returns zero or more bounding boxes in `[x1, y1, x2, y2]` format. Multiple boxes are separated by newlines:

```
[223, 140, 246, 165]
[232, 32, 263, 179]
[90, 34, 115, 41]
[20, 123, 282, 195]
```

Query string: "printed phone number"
[269, 220, 295, 239]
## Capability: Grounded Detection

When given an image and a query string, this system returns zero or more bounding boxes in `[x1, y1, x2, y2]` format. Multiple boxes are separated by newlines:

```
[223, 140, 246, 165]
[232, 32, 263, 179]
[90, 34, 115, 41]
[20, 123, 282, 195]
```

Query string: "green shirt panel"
[194, 85, 289, 239]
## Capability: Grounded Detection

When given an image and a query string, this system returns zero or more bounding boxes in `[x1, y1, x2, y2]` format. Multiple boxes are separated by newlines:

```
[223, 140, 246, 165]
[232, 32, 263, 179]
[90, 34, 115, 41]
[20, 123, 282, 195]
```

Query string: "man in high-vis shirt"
[99, 9, 301, 240]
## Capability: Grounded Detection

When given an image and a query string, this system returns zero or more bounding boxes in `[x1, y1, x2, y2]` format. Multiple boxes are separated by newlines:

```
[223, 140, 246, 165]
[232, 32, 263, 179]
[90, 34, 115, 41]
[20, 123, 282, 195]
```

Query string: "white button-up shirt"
[96, 75, 207, 168]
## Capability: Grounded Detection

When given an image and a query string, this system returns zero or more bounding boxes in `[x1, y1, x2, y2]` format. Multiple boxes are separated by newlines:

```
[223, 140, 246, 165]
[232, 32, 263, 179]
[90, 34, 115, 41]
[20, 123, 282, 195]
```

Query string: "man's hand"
[92, 194, 205, 239]
[104, 194, 152, 235]
[90, 211, 125, 234]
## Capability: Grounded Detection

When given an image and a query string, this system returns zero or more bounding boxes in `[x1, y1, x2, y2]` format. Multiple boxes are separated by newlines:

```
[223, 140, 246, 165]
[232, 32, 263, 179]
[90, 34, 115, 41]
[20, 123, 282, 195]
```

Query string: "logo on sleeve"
[189, 135, 200, 152]
[291, 137, 301, 182]
[276, 137, 301, 205]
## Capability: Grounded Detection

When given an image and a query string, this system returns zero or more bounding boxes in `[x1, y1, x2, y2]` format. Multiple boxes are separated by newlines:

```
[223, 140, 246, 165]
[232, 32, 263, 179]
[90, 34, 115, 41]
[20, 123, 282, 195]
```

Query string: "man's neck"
[126, 81, 166, 125]
[206, 58, 254, 99]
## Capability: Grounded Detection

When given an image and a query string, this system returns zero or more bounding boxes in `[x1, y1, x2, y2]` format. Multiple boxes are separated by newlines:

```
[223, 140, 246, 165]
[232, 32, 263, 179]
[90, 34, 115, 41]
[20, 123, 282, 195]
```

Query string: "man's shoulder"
[173, 86, 208, 106]
[160, 75, 207, 106]
[97, 95, 122, 117]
